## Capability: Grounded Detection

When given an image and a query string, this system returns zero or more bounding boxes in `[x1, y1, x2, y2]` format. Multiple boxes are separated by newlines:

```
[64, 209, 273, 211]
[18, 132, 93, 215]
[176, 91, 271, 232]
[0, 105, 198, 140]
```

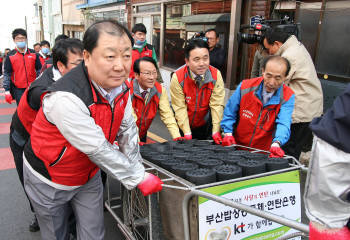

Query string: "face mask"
[41, 47, 49, 54]
[135, 39, 145, 45]
[16, 41, 26, 49]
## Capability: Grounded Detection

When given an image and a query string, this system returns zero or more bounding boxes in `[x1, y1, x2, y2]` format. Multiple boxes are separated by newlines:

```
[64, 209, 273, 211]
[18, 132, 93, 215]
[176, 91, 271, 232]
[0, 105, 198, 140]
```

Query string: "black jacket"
[310, 83, 350, 153]
[209, 46, 226, 78]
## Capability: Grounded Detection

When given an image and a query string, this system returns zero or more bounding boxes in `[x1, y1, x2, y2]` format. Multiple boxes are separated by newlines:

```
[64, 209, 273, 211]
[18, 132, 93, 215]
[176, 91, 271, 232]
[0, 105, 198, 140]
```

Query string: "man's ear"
[56, 61, 66, 74]
[83, 49, 90, 65]
[135, 73, 140, 81]
[185, 58, 189, 66]
[275, 41, 283, 48]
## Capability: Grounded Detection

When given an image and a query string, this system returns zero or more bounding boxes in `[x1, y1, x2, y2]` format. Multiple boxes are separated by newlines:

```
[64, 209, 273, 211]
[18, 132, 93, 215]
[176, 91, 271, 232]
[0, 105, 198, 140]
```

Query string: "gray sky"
[0, 0, 35, 53]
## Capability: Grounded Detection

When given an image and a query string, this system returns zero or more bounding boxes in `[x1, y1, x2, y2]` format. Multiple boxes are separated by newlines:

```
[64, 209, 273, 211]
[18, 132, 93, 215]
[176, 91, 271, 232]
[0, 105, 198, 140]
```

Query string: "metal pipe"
[104, 202, 136, 240]
[182, 190, 309, 240]
[276, 231, 308, 240]
[162, 184, 191, 191]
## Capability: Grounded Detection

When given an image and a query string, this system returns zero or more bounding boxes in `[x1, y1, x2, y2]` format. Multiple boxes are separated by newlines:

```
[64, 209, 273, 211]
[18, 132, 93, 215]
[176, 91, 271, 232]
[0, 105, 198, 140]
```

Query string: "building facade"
[62, 0, 85, 39]
[33, 0, 63, 44]
[77, 0, 126, 29]
[71, 0, 349, 94]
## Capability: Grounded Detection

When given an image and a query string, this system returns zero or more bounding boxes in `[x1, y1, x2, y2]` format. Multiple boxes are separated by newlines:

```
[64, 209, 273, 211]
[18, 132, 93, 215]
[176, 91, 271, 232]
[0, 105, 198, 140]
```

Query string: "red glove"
[309, 222, 350, 240]
[138, 142, 146, 146]
[5, 91, 13, 104]
[137, 173, 163, 196]
[269, 142, 285, 158]
[184, 134, 192, 140]
[212, 132, 223, 145]
[222, 135, 236, 146]
[173, 137, 185, 141]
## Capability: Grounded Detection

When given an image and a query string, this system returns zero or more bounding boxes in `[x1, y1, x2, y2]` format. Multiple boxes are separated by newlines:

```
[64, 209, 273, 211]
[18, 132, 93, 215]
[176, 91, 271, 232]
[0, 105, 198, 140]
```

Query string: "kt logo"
[233, 222, 246, 235]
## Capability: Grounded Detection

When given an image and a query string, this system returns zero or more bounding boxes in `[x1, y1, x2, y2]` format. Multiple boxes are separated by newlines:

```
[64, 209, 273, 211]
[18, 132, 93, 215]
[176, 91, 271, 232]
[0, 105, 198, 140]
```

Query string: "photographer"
[251, 45, 268, 78]
[205, 29, 226, 80]
[263, 27, 323, 160]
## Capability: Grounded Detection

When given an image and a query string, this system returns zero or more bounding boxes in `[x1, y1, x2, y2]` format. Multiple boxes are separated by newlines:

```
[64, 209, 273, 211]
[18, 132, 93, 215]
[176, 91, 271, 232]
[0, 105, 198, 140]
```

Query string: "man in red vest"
[3, 28, 42, 104]
[38, 40, 51, 66]
[10, 38, 84, 233]
[170, 39, 225, 144]
[130, 56, 181, 142]
[40, 34, 69, 74]
[129, 23, 158, 79]
[221, 56, 295, 157]
[22, 20, 162, 240]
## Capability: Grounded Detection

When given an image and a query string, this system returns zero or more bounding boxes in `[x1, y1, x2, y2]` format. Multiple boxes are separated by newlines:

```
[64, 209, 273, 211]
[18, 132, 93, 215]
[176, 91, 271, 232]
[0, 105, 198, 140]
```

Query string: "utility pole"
[25, 16, 28, 46]
[39, 0, 44, 41]
[25, 16, 27, 32]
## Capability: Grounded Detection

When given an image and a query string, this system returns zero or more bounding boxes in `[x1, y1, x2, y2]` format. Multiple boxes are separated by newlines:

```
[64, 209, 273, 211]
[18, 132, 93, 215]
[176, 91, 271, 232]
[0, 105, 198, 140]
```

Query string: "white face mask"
[16, 41, 26, 49]
[41, 47, 50, 54]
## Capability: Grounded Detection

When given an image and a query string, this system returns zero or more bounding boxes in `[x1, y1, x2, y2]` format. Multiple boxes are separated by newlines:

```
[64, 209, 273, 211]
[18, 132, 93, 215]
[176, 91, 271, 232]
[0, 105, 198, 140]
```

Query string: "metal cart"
[105, 144, 309, 240]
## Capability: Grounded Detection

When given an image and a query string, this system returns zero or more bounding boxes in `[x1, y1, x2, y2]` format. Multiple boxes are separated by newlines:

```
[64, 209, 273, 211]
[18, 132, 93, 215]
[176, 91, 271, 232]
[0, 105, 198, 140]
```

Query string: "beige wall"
[62, 0, 84, 25]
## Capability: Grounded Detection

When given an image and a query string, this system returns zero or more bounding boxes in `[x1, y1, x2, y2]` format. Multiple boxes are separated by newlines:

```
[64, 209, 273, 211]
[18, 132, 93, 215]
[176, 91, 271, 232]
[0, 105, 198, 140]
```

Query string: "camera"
[237, 16, 301, 44]
[190, 31, 208, 42]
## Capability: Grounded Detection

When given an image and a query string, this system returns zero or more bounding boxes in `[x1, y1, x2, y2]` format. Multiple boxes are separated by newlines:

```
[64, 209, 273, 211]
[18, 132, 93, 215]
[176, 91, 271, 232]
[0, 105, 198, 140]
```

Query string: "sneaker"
[29, 215, 40, 232]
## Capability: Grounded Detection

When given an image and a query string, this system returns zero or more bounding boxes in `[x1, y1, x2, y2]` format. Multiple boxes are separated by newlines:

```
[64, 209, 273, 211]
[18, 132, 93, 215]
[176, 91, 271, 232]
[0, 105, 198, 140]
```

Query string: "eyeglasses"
[15, 37, 26, 41]
[69, 61, 82, 66]
[140, 71, 157, 77]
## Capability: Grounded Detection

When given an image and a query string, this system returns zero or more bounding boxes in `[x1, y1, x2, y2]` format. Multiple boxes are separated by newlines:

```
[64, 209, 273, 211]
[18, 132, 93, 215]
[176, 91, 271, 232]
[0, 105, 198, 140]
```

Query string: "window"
[135, 4, 161, 13]
[164, 4, 190, 68]
[73, 31, 83, 40]
[164, 3, 230, 70]
[298, 1, 350, 79]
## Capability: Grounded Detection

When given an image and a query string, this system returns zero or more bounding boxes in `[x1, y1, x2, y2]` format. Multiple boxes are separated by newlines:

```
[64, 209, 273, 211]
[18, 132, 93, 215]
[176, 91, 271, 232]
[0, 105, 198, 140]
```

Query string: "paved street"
[0, 89, 122, 239]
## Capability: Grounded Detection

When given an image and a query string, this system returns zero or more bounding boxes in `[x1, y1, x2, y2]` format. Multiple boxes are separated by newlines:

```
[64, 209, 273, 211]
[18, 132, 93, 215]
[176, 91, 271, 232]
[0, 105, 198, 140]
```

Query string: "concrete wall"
[62, 0, 84, 25]
[42, 0, 63, 44]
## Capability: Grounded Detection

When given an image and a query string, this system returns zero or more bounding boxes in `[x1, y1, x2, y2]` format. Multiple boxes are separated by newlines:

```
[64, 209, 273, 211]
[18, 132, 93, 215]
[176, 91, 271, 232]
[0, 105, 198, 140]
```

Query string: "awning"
[76, 0, 124, 9]
[181, 13, 230, 24]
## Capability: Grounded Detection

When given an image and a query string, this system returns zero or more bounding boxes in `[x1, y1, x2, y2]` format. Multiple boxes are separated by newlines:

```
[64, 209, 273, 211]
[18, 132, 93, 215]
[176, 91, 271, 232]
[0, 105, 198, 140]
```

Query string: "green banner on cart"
[198, 170, 301, 240]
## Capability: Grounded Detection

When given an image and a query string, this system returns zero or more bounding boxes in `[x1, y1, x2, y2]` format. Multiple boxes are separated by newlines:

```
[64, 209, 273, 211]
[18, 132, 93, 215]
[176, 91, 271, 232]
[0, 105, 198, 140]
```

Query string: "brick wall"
[191, 1, 232, 14]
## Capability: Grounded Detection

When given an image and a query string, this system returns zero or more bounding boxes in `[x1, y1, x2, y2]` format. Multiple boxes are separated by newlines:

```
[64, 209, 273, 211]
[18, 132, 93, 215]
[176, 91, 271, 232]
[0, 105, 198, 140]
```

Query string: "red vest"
[11, 67, 55, 141]
[9, 49, 37, 88]
[175, 65, 218, 129]
[15, 90, 37, 135]
[39, 55, 50, 66]
[235, 77, 294, 151]
[25, 63, 130, 186]
[130, 79, 161, 139]
[129, 44, 153, 79]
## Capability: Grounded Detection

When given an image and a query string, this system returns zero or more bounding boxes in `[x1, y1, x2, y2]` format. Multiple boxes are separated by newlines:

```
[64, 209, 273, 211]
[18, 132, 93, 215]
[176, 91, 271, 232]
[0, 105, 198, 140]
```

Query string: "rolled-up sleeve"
[209, 71, 225, 133]
[220, 83, 242, 134]
[170, 73, 191, 134]
[158, 87, 181, 139]
[43, 91, 145, 189]
[273, 94, 295, 145]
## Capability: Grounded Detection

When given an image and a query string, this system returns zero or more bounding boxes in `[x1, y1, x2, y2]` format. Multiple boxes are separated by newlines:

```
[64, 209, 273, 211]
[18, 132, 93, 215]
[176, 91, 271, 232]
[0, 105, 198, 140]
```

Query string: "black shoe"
[29, 216, 40, 232]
